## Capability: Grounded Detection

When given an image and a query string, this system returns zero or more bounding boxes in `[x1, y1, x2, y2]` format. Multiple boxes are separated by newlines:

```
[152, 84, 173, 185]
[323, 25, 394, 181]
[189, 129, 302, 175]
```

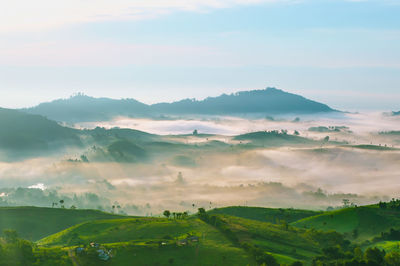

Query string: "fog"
[1, 112, 400, 215]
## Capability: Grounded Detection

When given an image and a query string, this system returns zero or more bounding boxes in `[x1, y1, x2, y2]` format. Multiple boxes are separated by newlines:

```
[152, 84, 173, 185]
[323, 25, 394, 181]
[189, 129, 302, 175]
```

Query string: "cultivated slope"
[0, 206, 130, 241]
[209, 206, 322, 223]
[292, 204, 400, 242]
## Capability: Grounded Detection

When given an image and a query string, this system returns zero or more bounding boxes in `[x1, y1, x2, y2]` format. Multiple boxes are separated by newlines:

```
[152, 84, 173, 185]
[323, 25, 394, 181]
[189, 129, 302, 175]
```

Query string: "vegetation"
[208, 206, 321, 224]
[0, 201, 399, 265]
[0, 206, 129, 241]
[292, 203, 400, 242]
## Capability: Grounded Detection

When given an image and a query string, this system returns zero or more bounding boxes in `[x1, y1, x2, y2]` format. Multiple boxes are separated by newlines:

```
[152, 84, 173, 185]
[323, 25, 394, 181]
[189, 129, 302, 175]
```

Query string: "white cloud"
[0, 0, 290, 33]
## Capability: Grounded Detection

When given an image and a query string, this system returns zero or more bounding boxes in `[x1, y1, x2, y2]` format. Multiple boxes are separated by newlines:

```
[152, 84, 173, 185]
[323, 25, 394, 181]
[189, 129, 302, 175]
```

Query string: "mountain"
[22, 88, 336, 123]
[0, 108, 81, 152]
[22, 93, 150, 123]
[152, 87, 335, 115]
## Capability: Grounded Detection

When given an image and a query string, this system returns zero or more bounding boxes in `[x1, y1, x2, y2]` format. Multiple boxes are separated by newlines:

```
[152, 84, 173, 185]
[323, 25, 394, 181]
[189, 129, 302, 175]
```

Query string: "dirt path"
[68, 249, 80, 266]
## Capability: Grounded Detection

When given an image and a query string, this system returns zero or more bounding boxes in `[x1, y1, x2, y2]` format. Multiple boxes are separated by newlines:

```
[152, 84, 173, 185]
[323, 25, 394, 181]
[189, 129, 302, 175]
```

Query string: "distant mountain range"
[22, 87, 336, 123]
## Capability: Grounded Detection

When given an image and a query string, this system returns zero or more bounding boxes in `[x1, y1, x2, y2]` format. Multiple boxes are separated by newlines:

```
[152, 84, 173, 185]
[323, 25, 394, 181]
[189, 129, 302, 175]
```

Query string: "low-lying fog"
[1, 112, 400, 215]
[76, 112, 400, 138]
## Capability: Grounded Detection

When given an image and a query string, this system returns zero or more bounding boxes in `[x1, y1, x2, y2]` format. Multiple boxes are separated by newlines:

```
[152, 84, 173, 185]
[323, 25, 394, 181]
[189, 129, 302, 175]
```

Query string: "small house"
[177, 239, 187, 246]
[75, 247, 84, 254]
[187, 236, 199, 242]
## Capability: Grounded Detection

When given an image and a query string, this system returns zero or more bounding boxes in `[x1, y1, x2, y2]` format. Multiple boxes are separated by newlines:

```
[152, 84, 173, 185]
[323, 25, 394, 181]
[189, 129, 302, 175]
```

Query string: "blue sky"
[0, 0, 399, 111]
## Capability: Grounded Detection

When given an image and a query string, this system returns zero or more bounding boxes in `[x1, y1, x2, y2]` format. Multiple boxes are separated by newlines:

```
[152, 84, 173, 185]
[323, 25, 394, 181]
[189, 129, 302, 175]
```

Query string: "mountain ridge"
[21, 87, 337, 123]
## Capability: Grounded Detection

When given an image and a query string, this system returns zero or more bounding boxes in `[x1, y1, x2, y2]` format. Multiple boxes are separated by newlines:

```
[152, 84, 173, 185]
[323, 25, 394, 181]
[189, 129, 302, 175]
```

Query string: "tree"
[16, 239, 35, 265]
[3, 229, 18, 243]
[255, 251, 278, 266]
[163, 210, 171, 219]
[59, 199, 64, 208]
[176, 172, 184, 184]
[294, 130, 300, 136]
[379, 201, 387, 209]
[385, 251, 400, 266]
[322, 246, 344, 260]
[342, 199, 350, 207]
[280, 220, 289, 231]
[80, 155, 89, 162]
[198, 208, 206, 215]
[352, 228, 359, 239]
[193, 129, 198, 135]
[364, 247, 385, 265]
[354, 247, 363, 261]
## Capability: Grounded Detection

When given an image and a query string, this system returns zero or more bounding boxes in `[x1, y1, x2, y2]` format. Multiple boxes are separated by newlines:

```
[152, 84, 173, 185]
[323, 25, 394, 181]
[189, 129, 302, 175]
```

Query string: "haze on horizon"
[0, 0, 399, 111]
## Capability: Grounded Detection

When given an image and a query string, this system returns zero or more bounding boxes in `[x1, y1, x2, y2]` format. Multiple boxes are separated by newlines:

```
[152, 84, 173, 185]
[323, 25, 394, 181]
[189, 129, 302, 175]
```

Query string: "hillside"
[39, 217, 255, 265]
[0, 108, 81, 152]
[209, 206, 322, 224]
[1, 204, 399, 265]
[0, 108, 163, 160]
[233, 131, 319, 146]
[152, 88, 335, 115]
[38, 213, 343, 265]
[0, 206, 130, 241]
[22, 93, 150, 123]
[197, 212, 349, 264]
[292, 204, 400, 242]
[23, 88, 336, 123]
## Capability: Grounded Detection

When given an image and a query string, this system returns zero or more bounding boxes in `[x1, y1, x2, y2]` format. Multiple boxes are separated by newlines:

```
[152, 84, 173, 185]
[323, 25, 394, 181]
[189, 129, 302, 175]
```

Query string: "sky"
[0, 0, 399, 111]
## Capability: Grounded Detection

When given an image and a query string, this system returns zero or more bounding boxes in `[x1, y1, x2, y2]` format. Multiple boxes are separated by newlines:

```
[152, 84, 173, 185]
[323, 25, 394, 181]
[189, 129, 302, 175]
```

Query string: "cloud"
[0, 0, 292, 33]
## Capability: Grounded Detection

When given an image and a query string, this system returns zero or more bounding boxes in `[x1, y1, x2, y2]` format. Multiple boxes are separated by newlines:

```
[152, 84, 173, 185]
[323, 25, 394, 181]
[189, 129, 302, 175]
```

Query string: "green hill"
[39, 217, 255, 265]
[292, 205, 400, 242]
[233, 131, 318, 146]
[4, 204, 396, 265]
[0, 108, 81, 153]
[38, 217, 202, 246]
[209, 206, 321, 224]
[39, 213, 340, 265]
[197, 212, 349, 264]
[0, 206, 129, 241]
